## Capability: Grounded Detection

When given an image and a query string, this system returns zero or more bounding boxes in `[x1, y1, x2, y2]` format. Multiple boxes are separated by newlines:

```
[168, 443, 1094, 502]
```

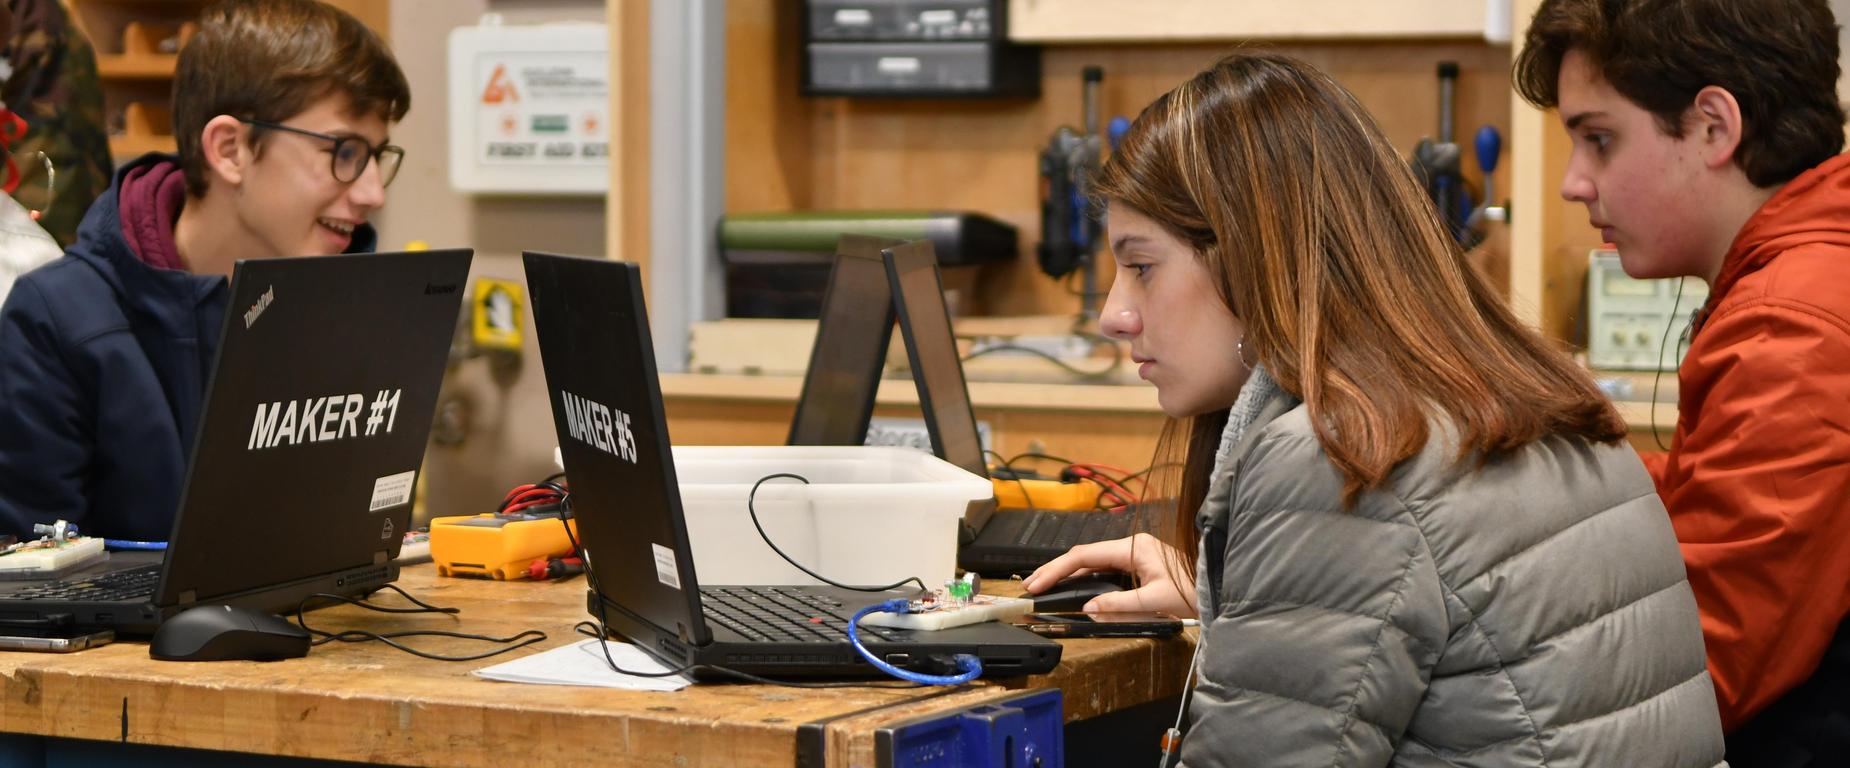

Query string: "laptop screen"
[524, 252, 712, 648]
[886, 242, 989, 480]
[157, 249, 472, 607]
[787, 234, 902, 447]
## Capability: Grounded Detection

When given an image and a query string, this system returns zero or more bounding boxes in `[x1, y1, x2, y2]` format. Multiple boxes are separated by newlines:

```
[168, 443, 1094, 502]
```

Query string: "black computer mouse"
[1031, 573, 1133, 611]
[149, 604, 311, 662]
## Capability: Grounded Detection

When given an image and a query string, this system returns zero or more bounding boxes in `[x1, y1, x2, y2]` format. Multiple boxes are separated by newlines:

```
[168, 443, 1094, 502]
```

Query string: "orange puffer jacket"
[1641, 151, 1850, 732]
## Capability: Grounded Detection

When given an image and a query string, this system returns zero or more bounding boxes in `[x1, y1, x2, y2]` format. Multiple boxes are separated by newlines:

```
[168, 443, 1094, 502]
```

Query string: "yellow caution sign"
[471, 278, 524, 352]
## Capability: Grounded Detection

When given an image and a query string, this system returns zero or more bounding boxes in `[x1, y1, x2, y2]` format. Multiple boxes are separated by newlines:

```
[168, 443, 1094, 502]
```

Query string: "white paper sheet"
[473, 638, 694, 692]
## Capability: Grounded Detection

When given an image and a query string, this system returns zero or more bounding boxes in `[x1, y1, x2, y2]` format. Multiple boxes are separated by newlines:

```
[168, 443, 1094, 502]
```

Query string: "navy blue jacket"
[0, 154, 376, 540]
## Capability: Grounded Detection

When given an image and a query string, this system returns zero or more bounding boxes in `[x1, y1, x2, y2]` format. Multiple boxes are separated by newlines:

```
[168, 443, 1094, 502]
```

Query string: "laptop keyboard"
[11, 564, 160, 602]
[1015, 510, 1138, 550]
[700, 586, 904, 644]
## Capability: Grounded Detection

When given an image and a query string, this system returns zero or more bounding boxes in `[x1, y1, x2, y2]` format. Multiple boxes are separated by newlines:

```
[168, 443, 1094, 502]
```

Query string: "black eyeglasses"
[240, 118, 404, 187]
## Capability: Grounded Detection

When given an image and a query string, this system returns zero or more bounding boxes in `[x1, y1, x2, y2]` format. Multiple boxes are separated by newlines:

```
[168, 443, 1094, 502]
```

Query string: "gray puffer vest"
[1181, 368, 1726, 767]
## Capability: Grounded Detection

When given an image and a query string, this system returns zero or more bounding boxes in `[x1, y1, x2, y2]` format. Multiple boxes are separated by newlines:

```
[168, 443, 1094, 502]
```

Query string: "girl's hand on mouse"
[1022, 533, 1199, 617]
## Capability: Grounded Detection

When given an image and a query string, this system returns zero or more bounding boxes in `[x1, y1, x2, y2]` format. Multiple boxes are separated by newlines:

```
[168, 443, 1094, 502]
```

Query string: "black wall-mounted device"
[801, 0, 1040, 98]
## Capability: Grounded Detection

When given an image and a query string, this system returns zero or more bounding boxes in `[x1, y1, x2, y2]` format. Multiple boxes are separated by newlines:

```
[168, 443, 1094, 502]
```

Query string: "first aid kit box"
[448, 19, 608, 194]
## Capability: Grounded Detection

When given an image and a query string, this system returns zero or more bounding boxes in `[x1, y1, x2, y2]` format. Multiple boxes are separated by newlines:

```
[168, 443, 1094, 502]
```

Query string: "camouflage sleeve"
[4, 0, 113, 247]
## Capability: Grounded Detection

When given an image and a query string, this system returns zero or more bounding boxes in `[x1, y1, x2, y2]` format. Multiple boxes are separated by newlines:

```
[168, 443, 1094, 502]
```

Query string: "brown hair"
[1514, 0, 1845, 187]
[1097, 51, 1627, 592]
[173, 0, 410, 197]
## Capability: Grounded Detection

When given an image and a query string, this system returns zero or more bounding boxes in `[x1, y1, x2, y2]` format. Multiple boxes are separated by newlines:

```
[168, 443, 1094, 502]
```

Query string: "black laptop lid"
[886, 243, 996, 537]
[886, 242, 988, 481]
[787, 234, 903, 447]
[157, 249, 472, 606]
[523, 252, 712, 647]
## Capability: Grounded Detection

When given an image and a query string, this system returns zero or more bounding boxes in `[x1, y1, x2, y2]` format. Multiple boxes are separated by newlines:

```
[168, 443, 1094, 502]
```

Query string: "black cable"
[1121, 462, 1183, 489]
[696, 664, 928, 689]
[983, 448, 1040, 510]
[747, 474, 928, 594]
[960, 341, 1122, 380]
[567, 623, 922, 689]
[989, 450, 1138, 509]
[1089, 482, 1132, 511]
[956, 329, 1125, 381]
[292, 584, 549, 662]
[553, 497, 697, 678]
[1006, 451, 1081, 468]
[1650, 277, 1689, 452]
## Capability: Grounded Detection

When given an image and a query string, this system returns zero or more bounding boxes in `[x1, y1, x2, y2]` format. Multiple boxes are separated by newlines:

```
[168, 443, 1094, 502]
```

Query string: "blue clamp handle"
[1475, 125, 1502, 175]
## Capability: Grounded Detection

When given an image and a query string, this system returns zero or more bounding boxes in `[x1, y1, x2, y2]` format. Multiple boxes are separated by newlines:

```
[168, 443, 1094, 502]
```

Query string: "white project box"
[669, 446, 989, 588]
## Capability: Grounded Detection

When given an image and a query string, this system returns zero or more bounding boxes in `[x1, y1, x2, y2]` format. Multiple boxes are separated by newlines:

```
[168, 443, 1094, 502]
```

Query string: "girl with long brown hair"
[1023, 51, 1724, 766]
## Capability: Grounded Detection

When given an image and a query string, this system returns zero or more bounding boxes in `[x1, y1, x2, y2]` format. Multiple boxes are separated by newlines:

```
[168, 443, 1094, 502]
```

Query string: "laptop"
[787, 234, 902, 447]
[0, 249, 473, 635]
[523, 250, 1061, 679]
[788, 239, 1150, 576]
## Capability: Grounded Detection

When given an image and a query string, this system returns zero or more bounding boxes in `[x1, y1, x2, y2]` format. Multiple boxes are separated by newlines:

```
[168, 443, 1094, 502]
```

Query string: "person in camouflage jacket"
[1, 0, 111, 247]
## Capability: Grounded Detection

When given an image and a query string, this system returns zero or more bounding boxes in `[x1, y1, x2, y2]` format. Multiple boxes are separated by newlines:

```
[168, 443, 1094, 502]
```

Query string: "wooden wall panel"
[607, 0, 652, 271]
[1009, 0, 1489, 41]
[724, 5, 1515, 318]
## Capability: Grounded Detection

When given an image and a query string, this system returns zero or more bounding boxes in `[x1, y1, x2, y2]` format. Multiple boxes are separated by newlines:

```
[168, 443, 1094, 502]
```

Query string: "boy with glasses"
[0, 0, 409, 541]
[1516, 0, 1850, 760]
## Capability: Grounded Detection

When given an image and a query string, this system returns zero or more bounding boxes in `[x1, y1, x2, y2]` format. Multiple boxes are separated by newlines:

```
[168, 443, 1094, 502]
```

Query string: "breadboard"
[859, 595, 1033, 631]
[0, 537, 107, 579]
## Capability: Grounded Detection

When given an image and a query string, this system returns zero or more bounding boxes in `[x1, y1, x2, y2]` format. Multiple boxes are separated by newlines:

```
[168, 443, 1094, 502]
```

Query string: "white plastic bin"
[670, 446, 988, 587]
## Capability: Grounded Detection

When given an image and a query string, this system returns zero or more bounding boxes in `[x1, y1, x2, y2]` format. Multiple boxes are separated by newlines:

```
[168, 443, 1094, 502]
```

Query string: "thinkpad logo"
[423, 282, 458, 295]
[243, 285, 275, 329]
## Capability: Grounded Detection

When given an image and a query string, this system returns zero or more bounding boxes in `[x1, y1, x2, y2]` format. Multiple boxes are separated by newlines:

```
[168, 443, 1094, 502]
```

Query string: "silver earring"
[1236, 337, 1253, 372]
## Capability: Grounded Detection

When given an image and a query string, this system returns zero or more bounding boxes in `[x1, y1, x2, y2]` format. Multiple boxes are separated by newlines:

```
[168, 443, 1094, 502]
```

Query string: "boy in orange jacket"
[1516, 0, 1850, 761]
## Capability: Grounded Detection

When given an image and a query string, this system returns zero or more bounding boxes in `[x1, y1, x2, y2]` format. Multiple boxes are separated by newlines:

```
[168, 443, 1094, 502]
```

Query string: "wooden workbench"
[0, 564, 1192, 767]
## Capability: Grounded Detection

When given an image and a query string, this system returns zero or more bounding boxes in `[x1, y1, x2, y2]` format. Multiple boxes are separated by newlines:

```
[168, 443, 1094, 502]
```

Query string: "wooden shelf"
[96, 53, 178, 80]
[1007, 0, 1491, 42]
[664, 371, 1163, 414]
[108, 134, 174, 160]
[77, 0, 388, 169]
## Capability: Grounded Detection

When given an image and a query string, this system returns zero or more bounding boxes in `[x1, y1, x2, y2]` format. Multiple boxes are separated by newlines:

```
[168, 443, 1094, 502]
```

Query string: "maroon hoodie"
[114, 158, 188, 271]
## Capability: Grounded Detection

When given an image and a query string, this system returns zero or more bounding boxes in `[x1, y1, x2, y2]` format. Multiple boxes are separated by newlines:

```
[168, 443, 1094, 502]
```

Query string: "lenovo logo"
[243, 285, 275, 329]
[423, 282, 458, 295]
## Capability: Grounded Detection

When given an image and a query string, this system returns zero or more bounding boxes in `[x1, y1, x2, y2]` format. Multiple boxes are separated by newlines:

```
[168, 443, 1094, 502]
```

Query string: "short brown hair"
[173, 0, 410, 196]
[1514, 0, 1845, 187]
[1098, 52, 1626, 586]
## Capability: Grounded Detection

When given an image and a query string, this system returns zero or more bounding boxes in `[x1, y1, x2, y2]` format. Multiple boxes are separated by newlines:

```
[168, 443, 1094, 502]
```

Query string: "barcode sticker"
[369, 470, 417, 511]
[652, 543, 681, 590]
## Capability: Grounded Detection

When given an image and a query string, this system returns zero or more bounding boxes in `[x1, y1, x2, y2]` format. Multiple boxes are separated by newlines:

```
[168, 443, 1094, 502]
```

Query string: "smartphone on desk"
[0, 628, 113, 653]
[1018, 611, 1184, 638]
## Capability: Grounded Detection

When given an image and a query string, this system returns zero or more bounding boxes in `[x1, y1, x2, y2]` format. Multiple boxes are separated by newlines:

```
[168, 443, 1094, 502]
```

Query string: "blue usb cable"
[103, 540, 168, 550]
[847, 598, 982, 686]
[34, 522, 166, 551]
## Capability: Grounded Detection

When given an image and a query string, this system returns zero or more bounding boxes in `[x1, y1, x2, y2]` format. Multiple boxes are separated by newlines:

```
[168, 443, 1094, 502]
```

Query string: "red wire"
[1067, 466, 1137, 501]
[501, 498, 561, 516]
[499, 488, 555, 514]
[499, 482, 567, 515]
[1073, 462, 1136, 478]
[1065, 466, 1136, 508]
[1074, 462, 1149, 492]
